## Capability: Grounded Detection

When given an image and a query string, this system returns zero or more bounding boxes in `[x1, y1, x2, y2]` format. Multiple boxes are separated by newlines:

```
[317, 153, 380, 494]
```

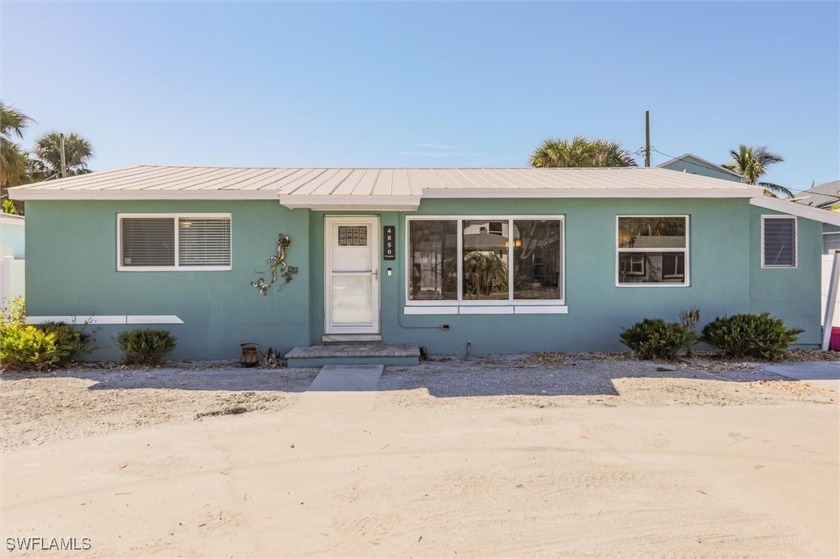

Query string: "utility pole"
[644, 111, 651, 167]
[59, 133, 67, 178]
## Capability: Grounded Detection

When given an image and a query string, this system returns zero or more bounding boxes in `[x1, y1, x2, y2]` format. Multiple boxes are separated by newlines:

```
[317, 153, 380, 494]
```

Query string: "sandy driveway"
[1, 355, 838, 557]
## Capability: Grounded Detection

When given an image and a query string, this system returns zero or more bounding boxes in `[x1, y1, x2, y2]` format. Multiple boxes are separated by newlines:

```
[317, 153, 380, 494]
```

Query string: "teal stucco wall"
[25, 201, 311, 360]
[749, 205, 823, 345]
[307, 198, 821, 354]
[378, 198, 757, 354]
[23, 197, 823, 360]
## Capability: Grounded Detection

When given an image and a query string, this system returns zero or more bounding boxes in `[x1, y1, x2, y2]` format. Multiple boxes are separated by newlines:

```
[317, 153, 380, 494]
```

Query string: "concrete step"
[284, 343, 420, 368]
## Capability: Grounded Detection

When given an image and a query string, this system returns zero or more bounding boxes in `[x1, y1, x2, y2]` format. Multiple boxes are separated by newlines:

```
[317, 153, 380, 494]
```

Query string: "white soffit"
[750, 197, 840, 225]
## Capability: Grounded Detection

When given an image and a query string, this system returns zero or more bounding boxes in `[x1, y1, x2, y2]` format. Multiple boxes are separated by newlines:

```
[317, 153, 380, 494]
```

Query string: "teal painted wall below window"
[311, 198, 821, 354]
[23, 197, 823, 360]
[25, 201, 312, 360]
[380, 198, 757, 354]
[749, 206, 822, 344]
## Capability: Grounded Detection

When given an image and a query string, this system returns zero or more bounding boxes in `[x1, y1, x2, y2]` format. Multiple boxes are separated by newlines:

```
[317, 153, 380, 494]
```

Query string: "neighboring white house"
[794, 180, 840, 328]
[0, 213, 25, 310]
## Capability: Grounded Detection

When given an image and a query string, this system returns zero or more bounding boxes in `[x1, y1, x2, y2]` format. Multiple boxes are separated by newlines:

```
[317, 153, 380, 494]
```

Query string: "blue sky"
[2, 2, 838, 193]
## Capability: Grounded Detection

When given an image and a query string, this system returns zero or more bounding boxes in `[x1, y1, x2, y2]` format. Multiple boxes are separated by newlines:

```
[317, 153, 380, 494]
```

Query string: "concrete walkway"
[763, 361, 840, 394]
[289, 364, 384, 413]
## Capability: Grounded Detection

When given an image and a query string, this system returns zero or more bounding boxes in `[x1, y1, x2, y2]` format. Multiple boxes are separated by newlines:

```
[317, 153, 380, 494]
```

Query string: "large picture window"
[118, 214, 231, 271]
[617, 216, 688, 286]
[408, 220, 458, 300]
[408, 217, 564, 304]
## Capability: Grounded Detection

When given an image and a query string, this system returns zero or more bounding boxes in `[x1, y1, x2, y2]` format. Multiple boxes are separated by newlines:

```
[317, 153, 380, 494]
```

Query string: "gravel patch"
[377, 353, 838, 409]
[1, 352, 836, 450]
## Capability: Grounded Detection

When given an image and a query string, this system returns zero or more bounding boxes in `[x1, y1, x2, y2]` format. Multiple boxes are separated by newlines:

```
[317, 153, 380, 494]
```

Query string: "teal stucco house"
[10, 166, 838, 361]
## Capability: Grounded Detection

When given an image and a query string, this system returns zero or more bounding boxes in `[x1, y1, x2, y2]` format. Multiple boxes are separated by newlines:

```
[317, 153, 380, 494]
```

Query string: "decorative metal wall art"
[250, 233, 299, 295]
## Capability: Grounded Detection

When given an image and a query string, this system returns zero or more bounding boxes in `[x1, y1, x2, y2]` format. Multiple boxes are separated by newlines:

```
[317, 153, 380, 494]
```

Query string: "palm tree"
[29, 132, 94, 180]
[1, 101, 32, 212]
[722, 144, 792, 198]
[1, 102, 32, 184]
[530, 135, 637, 168]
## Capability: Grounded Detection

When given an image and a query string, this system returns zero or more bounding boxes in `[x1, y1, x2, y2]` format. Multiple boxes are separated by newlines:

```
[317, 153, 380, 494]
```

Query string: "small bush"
[0, 324, 59, 371]
[0, 298, 60, 372]
[117, 328, 176, 366]
[701, 312, 804, 361]
[620, 318, 697, 360]
[38, 322, 92, 367]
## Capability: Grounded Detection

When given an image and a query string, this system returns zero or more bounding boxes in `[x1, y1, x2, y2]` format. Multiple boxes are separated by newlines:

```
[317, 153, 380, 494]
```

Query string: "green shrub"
[38, 322, 92, 367]
[0, 298, 62, 372]
[117, 328, 176, 366]
[701, 312, 804, 361]
[0, 324, 59, 371]
[620, 318, 697, 360]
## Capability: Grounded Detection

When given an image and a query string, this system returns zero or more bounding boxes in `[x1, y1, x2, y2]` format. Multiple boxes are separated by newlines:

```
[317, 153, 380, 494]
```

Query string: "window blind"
[121, 218, 175, 267]
[763, 217, 796, 267]
[179, 218, 231, 267]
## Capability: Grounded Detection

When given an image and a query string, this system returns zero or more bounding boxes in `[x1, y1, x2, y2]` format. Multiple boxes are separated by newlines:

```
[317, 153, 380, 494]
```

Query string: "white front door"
[325, 216, 380, 335]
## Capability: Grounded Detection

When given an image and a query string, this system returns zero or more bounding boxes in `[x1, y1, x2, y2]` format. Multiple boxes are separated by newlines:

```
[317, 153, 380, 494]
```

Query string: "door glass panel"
[331, 275, 373, 325]
[333, 225, 371, 272]
[338, 225, 368, 247]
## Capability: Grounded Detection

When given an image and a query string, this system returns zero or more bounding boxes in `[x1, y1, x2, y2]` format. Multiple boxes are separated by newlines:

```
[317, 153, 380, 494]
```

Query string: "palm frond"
[724, 144, 784, 186]
[0, 101, 32, 140]
[530, 136, 636, 168]
[758, 181, 794, 198]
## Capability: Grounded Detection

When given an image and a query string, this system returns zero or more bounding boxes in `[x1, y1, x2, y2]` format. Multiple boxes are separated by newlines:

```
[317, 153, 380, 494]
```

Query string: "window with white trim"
[118, 214, 231, 271]
[617, 216, 688, 286]
[761, 215, 796, 267]
[407, 217, 564, 303]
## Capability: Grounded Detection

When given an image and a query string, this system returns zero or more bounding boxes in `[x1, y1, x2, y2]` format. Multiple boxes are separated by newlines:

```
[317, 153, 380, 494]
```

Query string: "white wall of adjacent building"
[0, 214, 25, 311]
[823, 254, 840, 328]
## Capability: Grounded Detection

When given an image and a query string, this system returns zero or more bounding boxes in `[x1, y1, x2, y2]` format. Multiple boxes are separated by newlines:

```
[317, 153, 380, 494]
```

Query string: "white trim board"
[26, 315, 184, 325]
[404, 306, 568, 315]
[423, 188, 756, 199]
[750, 197, 840, 225]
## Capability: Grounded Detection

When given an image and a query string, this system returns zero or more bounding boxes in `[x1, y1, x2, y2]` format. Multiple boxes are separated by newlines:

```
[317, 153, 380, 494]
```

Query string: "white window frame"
[616, 215, 690, 287]
[404, 215, 566, 314]
[761, 215, 797, 269]
[117, 213, 232, 272]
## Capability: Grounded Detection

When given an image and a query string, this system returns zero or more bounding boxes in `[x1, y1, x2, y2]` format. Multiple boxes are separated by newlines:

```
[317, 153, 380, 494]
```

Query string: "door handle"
[372, 269, 379, 279]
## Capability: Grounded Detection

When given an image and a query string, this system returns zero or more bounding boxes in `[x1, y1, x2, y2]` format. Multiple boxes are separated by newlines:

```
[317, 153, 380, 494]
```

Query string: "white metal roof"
[9, 165, 762, 209]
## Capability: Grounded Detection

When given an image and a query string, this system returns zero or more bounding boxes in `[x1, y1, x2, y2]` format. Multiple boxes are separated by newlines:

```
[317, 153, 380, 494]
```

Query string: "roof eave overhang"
[750, 197, 840, 225]
[8, 190, 284, 201]
[422, 188, 758, 199]
[278, 195, 421, 211]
